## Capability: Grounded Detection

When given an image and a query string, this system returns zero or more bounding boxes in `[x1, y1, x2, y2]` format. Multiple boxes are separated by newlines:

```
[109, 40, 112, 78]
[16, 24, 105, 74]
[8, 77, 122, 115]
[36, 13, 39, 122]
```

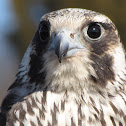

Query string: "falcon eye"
[39, 21, 50, 41]
[87, 23, 101, 39]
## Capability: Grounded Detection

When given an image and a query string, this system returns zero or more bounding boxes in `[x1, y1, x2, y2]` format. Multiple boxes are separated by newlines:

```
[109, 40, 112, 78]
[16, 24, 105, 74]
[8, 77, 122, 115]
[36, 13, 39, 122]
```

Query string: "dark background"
[0, 0, 126, 104]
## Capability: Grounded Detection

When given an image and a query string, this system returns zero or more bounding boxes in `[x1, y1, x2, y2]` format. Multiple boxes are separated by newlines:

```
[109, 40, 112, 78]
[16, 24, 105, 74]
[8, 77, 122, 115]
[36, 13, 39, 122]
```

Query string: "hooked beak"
[50, 31, 84, 63]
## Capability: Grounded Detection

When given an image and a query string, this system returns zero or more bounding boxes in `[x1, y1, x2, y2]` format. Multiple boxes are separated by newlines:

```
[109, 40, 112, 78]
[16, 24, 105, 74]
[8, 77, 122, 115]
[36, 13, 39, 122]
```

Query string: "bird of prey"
[0, 8, 126, 126]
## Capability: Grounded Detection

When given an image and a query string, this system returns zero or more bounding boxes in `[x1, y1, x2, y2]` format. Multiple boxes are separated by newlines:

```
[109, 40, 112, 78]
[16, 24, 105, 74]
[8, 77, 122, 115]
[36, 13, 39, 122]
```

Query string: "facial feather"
[1, 8, 126, 126]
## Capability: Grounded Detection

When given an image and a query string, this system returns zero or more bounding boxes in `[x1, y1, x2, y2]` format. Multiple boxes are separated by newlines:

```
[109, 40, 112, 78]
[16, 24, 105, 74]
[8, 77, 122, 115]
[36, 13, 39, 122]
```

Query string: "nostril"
[70, 33, 75, 39]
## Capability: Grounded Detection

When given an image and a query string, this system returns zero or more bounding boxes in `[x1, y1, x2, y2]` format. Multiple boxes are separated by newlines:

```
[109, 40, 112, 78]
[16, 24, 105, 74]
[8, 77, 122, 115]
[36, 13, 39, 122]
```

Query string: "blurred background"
[0, 0, 126, 104]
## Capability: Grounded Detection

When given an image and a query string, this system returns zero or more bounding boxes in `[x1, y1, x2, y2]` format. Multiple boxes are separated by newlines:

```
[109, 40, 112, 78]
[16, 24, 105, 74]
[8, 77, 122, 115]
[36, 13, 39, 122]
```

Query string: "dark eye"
[87, 23, 101, 39]
[39, 21, 50, 41]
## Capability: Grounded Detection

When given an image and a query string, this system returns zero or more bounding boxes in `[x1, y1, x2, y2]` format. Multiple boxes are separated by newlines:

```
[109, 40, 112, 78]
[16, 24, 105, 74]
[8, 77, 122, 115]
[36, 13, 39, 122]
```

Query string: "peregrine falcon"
[0, 8, 126, 126]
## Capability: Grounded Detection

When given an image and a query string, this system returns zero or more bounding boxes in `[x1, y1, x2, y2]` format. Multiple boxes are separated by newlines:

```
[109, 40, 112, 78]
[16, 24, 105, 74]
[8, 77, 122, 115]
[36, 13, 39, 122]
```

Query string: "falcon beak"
[52, 32, 69, 63]
[50, 30, 84, 63]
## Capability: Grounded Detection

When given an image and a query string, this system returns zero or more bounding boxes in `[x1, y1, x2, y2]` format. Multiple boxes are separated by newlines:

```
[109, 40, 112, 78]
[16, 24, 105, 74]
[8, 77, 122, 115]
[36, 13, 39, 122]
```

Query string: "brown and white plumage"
[0, 8, 126, 126]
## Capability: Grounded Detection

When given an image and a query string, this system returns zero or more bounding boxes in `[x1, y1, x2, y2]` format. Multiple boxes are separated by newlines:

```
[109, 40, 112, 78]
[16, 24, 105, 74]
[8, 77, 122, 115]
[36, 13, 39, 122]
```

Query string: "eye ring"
[83, 23, 104, 41]
[39, 21, 50, 41]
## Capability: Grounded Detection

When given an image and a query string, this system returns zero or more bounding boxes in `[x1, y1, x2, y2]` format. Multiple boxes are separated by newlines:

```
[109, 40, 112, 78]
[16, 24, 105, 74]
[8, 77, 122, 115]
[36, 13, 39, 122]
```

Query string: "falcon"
[0, 8, 126, 126]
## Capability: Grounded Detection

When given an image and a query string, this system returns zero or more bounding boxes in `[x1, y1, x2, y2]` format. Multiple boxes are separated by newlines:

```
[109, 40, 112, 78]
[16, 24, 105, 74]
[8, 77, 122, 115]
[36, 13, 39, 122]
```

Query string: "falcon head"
[1, 8, 126, 117]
